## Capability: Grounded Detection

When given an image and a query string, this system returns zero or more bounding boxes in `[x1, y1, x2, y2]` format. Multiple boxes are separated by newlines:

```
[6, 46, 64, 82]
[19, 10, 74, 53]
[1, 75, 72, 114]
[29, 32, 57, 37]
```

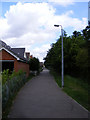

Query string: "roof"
[0, 40, 28, 63]
[12, 48, 25, 60]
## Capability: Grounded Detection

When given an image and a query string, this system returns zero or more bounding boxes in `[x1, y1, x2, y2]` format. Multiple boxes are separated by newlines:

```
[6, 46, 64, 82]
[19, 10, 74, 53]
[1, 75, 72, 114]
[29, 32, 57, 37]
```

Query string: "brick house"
[0, 40, 30, 77]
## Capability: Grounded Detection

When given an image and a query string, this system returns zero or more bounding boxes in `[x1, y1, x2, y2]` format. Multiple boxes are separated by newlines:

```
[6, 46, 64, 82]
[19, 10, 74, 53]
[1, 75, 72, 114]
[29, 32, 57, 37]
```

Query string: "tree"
[44, 39, 61, 73]
[44, 26, 89, 81]
[73, 31, 81, 38]
[76, 48, 88, 80]
[82, 26, 90, 41]
[29, 57, 40, 72]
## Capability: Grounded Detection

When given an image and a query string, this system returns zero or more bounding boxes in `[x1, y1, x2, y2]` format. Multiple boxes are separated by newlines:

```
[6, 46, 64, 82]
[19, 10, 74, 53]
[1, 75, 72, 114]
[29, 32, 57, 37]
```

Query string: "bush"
[2, 69, 10, 85]
[29, 57, 40, 72]
[2, 70, 26, 111]
[0, 73, 2, 98]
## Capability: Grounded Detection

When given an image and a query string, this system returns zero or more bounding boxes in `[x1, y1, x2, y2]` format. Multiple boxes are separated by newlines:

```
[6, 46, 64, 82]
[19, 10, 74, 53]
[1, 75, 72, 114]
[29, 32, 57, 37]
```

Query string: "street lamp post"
[54, 24, 64, 88]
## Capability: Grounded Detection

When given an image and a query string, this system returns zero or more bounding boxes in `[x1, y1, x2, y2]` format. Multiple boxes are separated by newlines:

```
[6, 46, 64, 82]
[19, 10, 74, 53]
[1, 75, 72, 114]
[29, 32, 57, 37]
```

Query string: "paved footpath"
[8, 69, 89, 118]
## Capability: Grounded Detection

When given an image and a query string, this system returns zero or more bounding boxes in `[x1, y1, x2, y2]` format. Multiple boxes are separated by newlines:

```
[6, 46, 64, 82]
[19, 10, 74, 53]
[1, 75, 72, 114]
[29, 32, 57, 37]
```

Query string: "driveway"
[8, 68, 89, 118]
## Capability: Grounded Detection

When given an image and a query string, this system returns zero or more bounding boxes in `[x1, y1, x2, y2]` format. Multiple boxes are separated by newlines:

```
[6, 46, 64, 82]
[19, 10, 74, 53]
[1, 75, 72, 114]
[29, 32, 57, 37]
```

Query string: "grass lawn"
[51, 71, 89, 111]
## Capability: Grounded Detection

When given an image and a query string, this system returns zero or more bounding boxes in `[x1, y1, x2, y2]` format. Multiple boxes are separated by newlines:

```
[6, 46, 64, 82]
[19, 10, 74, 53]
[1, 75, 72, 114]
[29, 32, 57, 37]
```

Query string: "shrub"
[2, 69, 10, 85]
[2, 69, 26, 111]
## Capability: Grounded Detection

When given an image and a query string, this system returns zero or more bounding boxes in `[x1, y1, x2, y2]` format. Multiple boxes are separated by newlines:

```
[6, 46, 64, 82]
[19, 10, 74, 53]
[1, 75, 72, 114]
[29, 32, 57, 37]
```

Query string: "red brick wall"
[0, 49, 17, 61]
[0, 49, 30, 77]
[14, 61, 30, 77]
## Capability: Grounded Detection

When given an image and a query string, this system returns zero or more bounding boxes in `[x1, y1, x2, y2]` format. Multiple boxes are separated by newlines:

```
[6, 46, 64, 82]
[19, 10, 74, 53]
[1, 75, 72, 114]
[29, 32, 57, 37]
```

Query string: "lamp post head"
[54, 25, 59, 27]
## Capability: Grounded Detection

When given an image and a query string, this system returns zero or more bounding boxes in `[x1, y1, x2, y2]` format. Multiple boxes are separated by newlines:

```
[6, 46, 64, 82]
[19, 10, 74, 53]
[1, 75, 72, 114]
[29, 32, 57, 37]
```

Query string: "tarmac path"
[8, 69, 89, 118]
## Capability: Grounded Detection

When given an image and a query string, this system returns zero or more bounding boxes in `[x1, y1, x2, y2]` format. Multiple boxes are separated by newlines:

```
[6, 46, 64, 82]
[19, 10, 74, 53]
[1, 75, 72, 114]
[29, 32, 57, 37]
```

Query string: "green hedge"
[2, 70, 27, 110]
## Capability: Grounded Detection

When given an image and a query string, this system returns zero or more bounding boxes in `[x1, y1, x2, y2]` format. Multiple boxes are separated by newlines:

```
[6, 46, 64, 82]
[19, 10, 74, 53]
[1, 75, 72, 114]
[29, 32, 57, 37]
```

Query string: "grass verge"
[51, 70, 89, 111]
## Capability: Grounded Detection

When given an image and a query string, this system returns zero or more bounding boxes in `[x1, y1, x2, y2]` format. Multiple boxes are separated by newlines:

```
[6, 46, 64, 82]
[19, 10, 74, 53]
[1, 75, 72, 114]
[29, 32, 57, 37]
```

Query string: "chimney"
[30, 55, 33, 59]
[25, 52, 30, 60]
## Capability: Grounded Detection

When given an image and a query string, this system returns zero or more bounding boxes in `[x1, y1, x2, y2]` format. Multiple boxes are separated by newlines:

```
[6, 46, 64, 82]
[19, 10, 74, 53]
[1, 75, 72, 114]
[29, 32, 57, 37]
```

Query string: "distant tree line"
[44, 26, 90, 82]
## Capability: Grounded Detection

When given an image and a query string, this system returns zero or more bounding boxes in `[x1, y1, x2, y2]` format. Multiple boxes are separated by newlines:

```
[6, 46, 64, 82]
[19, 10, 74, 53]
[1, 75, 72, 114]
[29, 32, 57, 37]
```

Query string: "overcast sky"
[0, 0, 89, 62]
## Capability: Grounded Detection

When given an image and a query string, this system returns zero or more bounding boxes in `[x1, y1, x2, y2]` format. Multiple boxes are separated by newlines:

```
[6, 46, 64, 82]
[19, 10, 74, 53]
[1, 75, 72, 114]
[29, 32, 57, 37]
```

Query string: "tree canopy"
[44, 26, 90, 82]
[29, 57, 40, 72]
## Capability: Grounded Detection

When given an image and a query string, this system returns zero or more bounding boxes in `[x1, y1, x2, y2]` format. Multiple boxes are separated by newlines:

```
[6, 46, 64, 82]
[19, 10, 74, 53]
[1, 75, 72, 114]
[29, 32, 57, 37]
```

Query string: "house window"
[1, 60, 14, 73]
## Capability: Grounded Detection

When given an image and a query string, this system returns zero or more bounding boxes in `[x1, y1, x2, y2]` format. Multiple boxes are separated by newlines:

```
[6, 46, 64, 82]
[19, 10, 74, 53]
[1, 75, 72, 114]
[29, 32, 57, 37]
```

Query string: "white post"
[61, 26, 64, 88]
[54, 24, 64, 88]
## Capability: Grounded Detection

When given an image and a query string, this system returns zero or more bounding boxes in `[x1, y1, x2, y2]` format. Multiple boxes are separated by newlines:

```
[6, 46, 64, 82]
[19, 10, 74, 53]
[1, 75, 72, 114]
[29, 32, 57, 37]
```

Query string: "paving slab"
[8, 69, 89, 118]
